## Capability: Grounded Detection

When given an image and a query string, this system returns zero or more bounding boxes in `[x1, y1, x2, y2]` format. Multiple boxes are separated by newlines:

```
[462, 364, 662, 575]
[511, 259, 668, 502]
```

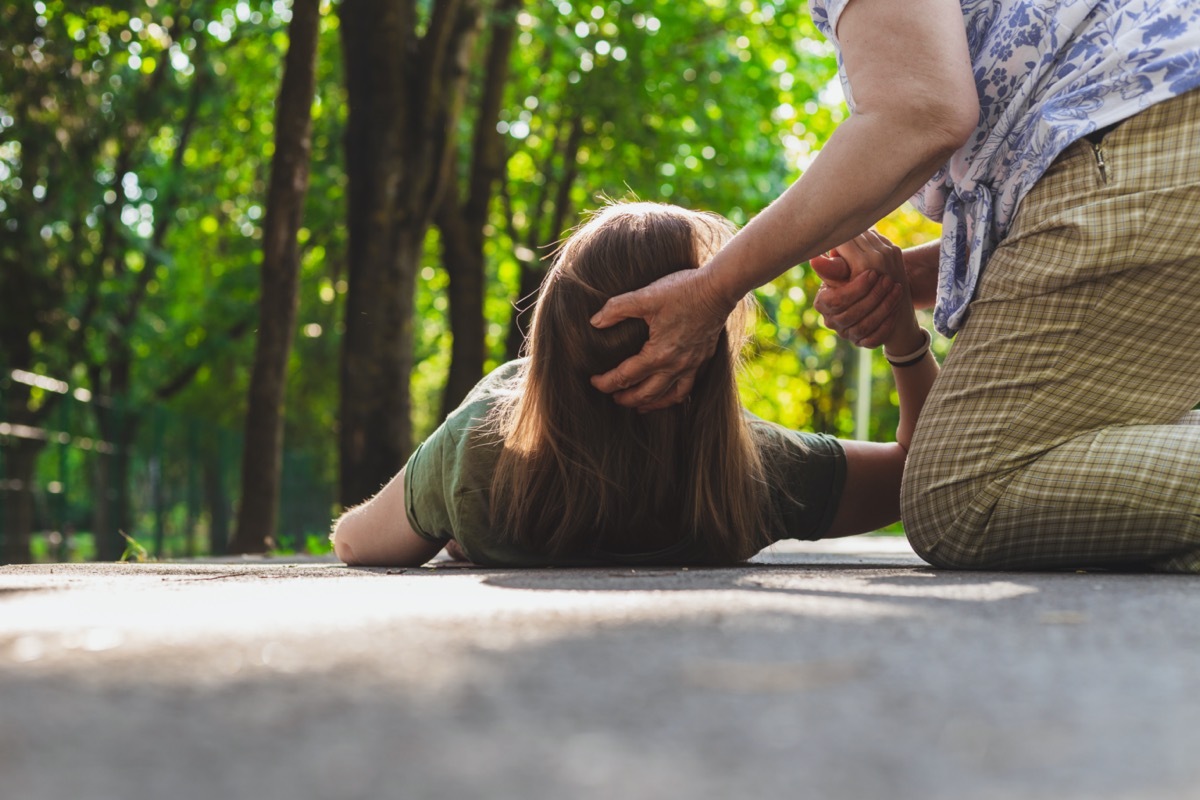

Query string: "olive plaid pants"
[902, 88, 1200, 572]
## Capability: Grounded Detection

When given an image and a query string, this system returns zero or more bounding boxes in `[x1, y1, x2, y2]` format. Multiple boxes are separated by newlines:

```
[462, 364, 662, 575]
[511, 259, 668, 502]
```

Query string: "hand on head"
[589, 266, 734, 412]
[588, 227, 916, 410]
[812, 230, 912, 349]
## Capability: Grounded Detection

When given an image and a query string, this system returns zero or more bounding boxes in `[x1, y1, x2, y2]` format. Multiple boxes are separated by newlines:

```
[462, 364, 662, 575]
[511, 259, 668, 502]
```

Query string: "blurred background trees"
[0, 0, 939, 563]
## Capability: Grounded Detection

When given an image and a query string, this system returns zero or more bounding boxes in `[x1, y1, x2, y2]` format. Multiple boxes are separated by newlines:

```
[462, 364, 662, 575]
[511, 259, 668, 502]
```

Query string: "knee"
[900, 470, 991, 570]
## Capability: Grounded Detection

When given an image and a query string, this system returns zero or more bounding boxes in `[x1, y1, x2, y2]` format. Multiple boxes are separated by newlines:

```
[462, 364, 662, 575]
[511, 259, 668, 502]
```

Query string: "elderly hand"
[589, 266, 735, 412]
[813, 230, 916, 349]
[812, 231, 910, 349]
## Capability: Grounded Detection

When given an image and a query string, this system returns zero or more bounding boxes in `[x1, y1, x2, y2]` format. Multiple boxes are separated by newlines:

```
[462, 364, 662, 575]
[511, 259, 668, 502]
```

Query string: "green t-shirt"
[404, 360, 847, 567]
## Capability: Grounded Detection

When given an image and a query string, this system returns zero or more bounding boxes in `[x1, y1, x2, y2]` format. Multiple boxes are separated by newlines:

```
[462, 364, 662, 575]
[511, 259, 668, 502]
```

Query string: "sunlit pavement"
[3, 537, 1198, 800]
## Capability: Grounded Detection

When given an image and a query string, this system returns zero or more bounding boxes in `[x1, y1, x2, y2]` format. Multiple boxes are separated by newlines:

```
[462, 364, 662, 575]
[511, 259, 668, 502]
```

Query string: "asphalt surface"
[3, 537, 1199, 800]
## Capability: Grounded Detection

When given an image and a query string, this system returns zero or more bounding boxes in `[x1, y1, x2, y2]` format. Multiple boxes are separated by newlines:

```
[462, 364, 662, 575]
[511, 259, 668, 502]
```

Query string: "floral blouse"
[810, 0, 1200, 335]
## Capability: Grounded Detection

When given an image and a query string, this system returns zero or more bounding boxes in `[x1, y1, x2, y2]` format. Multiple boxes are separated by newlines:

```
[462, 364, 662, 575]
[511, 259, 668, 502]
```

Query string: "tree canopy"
[0, 0, 939, 563]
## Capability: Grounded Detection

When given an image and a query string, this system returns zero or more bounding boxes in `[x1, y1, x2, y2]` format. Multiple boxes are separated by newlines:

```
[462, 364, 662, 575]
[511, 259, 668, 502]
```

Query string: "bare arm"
[825, 348, 939, 536]
[702, 0, 976, 304]
[816, 233, 940, 538]
[330, 467, 446, 567]
[902, 241, 941, 311]
[591, 0, 975, 410]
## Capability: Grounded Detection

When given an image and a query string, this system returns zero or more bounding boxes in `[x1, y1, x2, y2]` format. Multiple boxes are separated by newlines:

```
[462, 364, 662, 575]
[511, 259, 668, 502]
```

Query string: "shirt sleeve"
[403, 427, 456, 544]
[809, 0, 851, 41]
[403, 362, 519, 551]
[752, 422, 848, 541]
[808, 0, 855, 110]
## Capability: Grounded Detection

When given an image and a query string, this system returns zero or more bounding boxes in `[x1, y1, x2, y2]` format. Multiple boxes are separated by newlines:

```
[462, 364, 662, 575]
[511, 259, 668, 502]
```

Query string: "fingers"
[838, 229, 904, 284]
[840, 233, 891, 285]
[814, 269, 883, 318]
[810, 253, 851, 284]
[589, 270, 724, 408]
[632, 373, 696, 414]
[590, 289, 643, 330]
[834, 232, 890, 279]
[590, 349, 658, 395]
[864, 230, 904, 279]
[844, 284, 904, 347]
[592, 350, 700, 411]
[611, 369, 682, 410]
[816, 270, 903, 345]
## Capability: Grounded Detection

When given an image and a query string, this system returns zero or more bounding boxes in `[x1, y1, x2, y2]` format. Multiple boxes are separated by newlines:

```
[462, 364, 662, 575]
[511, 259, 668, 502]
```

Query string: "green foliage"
[2, 0, 940, 557]
[418, 0, 942, 442]
[269, 532, 333, 558]
[118, 530, 151, 562]
[413, 0, 845, 439]
[1, 1, 343, 556]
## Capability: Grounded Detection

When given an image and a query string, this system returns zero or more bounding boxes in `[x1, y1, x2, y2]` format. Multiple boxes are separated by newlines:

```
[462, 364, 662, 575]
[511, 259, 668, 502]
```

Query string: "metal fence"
[0, 371, 335, 563]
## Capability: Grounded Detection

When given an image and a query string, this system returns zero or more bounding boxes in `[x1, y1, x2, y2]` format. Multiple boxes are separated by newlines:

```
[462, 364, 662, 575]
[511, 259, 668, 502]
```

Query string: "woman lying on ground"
[331, 202, 938, 568]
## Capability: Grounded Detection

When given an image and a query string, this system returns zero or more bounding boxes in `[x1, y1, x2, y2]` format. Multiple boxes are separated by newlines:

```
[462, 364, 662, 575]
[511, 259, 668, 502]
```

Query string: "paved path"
[2, 538, 1198, 800]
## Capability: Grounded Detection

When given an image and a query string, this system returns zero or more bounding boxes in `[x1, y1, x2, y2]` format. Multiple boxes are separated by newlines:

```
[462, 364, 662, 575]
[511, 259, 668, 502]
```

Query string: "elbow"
[919, 86, 980, 160]
[330, 516, 361, 566]
[333, 536, 360, 566]
[876, 87, 979, 166]
[855, 96, 978, 186]
[935, 95, 979, 155]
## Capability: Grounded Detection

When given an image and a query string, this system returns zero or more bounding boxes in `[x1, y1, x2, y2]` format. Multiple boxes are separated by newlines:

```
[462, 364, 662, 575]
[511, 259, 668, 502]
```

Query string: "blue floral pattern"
[810, 0, 1200, 335]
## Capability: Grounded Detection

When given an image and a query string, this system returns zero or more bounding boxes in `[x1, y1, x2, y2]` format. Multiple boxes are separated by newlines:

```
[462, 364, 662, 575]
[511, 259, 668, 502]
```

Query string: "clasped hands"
[590, 229, 917, 412]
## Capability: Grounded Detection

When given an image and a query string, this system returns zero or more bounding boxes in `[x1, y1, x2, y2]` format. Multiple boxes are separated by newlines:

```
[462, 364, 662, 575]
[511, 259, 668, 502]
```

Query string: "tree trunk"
[83, 337, 138, 560]
[340, 226, 421, 505]
[504, 115, 584, 359]
[338, 0, 483, 509]
[0, 277, 52, 563]
[205, 452, 230, 557]
[91, 439, 112, 561]
[438, 184, 488, 418]
[92, 396, 137, 562]
[1, 439, 41, 565]
[437, 0, 522, 417]
[229, 0, 321, 554]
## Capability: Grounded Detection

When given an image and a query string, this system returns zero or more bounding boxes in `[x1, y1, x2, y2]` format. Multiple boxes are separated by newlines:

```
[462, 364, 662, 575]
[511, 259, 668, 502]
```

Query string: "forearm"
[705, 113, 958, 308]
[819, 229, 943, 538]
[826, 343, 937, 538]
[884, 322, 939, 452]
[706, 0, 976, 309]
[825, 439, 907, 537]
[902, 240, 941, 310]
[331, 467, 444, 566]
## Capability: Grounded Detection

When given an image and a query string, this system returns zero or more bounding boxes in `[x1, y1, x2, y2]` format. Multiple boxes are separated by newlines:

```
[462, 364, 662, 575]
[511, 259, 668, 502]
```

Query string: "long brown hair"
[489, 202, 771, 563]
